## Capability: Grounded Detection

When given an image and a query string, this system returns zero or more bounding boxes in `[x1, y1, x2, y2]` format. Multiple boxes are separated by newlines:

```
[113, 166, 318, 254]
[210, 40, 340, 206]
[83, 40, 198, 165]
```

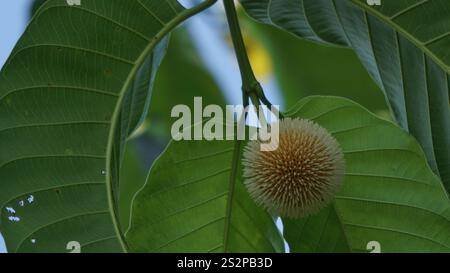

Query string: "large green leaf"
[283, 96, 450, 252]
[240, 0, 450, 192]
[0, 0, 216, 253]
[126, 138, 285, 253]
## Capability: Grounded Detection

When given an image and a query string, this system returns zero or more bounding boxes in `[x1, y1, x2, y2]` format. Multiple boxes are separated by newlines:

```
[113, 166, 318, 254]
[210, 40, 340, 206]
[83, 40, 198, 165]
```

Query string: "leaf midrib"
[222, 140, 242, 252]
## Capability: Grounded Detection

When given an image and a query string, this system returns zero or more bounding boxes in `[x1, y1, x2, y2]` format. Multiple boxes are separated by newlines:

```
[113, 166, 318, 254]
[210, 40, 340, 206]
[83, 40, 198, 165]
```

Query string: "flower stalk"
[223, 0, 283, 119]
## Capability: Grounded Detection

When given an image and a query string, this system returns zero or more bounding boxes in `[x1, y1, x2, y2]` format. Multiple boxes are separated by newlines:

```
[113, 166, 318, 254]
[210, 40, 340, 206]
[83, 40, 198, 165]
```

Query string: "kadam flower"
[242, 118, 345, 218]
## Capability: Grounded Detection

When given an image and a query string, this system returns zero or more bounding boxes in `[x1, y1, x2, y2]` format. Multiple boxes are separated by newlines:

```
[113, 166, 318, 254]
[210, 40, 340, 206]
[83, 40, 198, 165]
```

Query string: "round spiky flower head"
[242, 118, 345, 218]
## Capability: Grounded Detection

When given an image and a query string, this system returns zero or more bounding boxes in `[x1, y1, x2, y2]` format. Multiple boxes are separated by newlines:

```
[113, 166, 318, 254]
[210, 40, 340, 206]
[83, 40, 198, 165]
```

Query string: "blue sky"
[0, 0, 33, 253]
[0, 0, 32, 69]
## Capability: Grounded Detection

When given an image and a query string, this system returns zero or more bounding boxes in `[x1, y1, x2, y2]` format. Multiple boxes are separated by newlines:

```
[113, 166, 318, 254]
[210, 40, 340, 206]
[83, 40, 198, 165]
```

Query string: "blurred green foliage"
[242, 14, 389, 113]
[147, 28, 226, 138]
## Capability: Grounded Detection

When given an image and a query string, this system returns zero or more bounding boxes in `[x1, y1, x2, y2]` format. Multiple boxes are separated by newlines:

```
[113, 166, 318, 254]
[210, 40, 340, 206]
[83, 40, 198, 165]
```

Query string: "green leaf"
[126, 139, 285, 253]
[118, 27, 227, 231]
[283, 96, 450, 253]
[121, 37, 169, 138]
[240, 0, 450, 191]
[0, 0, 216, 253]
[119, 141, 147, 231]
